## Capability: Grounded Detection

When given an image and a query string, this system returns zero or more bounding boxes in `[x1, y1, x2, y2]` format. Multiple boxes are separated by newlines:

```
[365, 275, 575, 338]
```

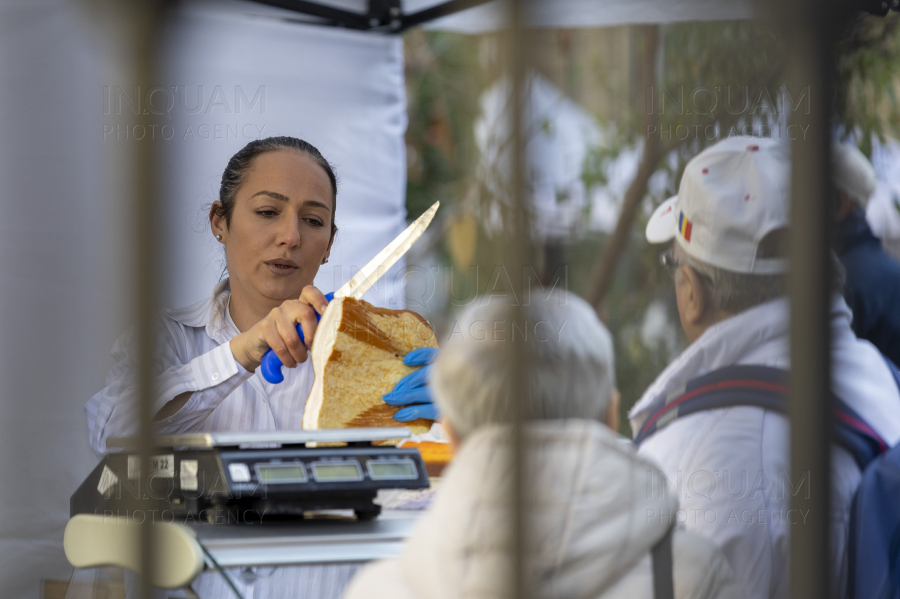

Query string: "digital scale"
[70, 428, 430, 523]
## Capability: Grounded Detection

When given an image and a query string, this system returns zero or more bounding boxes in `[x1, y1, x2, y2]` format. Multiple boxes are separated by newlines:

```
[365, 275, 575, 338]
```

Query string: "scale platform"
[71, 428, 430, 523]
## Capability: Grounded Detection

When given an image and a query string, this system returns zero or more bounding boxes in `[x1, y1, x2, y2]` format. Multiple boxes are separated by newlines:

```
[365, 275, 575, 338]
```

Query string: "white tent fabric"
[0, 2, 407, 597]
[425, 0, 756, 33]
[158, 1, 409, 310]
[0, 4, 119, 598]
[199, 0, 755, 32]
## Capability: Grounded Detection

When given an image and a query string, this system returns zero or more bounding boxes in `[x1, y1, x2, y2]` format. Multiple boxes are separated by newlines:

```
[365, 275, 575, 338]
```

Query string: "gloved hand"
[383, 347, 440, 422]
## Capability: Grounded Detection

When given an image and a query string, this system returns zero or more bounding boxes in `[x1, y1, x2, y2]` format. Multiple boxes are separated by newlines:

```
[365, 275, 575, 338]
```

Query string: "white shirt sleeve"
[84, 321, 254, 457]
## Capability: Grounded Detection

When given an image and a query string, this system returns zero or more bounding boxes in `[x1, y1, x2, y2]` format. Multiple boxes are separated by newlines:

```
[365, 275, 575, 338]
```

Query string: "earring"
[322, 257, 329, 264]
[216, 235, 222, 241]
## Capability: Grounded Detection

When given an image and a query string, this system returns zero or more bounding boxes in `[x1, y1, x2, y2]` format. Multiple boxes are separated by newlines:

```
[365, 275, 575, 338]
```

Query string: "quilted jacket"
[344, 420, 743, 599]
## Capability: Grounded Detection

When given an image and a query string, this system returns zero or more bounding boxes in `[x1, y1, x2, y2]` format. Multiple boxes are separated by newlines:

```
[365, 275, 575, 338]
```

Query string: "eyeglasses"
[659, 248, 682, 274]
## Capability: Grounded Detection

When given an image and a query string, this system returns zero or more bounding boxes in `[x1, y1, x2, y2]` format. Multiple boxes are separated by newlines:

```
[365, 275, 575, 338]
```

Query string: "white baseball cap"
[645, 136, 790, 274]
[832, 143, 876, 206]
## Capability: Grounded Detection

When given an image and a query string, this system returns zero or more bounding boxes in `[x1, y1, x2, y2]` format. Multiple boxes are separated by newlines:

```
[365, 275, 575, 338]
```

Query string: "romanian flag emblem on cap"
[678, 211, 693, 242]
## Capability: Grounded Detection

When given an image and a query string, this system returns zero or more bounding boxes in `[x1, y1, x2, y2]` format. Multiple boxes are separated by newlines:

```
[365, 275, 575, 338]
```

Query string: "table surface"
[188, 510, 422, 567]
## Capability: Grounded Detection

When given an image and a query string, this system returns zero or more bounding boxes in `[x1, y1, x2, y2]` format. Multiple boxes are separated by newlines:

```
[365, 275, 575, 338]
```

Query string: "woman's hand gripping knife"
[382, 347, 440, 421]
[230, 285, 332, 379]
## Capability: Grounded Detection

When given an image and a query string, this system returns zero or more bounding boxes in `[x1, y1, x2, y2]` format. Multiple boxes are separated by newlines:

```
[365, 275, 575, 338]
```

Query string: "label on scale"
[127, 454, 175, 479]
[180, 460, 199, 491]
[97, 465, 119, 496]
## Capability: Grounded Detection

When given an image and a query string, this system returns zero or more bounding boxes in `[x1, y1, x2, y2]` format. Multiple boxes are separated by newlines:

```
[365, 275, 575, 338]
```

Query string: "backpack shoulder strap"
[634, 365, 788, 446]
[833, 397, 889, 469]
[830, 355, 894, 469]
[634, 364, 889, 469]
[651, 524, 674, 599]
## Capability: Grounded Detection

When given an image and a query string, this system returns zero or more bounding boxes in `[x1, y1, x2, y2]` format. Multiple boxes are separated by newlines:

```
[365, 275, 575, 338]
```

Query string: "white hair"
[833, 143, 876, 208]
[674, 243, 844, 315]
[431, 290, 616, 441]
[675, 244, 787, 314]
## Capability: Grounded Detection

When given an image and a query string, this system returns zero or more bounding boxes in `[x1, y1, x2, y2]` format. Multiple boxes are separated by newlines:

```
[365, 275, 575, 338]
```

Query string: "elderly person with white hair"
[344, 291, 742, 599]
[832, 143, 900, 366]
[632, 136, 900, 599]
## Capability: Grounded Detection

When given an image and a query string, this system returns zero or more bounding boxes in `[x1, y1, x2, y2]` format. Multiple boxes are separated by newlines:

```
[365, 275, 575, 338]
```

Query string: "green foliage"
[656, 22, 785, 171]
[404, 30, 490, 222]
[403, 19, 900, 432]
[836, 14, 900, 155]
[581, 142, 618, 189]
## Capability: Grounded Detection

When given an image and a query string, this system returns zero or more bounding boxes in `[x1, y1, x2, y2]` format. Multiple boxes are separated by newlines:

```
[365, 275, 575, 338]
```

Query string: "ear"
[443, 420, 461, 452]
[679, 265, 709, 326]
[323, 225, 338, 263]
[835, 189, 855, 222]
[605, 388, 621, 432]
[210, 201, 227, 240]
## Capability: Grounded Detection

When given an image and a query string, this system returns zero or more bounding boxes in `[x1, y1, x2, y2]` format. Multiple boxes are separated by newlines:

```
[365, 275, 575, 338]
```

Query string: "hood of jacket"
[398, 419, 679, 599]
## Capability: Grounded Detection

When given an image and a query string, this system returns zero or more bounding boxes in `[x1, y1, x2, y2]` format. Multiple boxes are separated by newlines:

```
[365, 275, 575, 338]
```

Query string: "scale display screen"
[256, 464, 307, 484]
[311, 461, 362, 482]
[367, 459, 418, 480]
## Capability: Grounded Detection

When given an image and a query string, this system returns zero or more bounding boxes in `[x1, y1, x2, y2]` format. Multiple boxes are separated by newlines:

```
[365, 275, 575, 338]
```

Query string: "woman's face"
[212, 149, 335, 305]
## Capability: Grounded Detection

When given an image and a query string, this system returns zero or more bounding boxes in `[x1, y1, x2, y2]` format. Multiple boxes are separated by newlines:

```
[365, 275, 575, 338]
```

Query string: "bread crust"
[303, 297, 438, 435]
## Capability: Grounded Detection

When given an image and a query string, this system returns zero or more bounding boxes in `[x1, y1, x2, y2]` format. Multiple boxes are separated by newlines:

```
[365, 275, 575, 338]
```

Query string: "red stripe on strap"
[640, 379, 785, 436]
[833, 410, 888, 453]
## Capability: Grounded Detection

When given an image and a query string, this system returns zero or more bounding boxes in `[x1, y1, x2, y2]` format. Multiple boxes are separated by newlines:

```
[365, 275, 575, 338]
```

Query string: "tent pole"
[125, 2, 167, 598]
[779, 0, 843, 596]
[501, 0, 532, 596]
[248, 0, 372, 29]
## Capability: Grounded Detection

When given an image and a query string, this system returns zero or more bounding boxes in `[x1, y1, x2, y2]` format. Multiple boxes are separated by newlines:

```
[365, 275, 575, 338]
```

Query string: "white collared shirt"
[86, 280, 364, 597]
[85, 279, 315, 457]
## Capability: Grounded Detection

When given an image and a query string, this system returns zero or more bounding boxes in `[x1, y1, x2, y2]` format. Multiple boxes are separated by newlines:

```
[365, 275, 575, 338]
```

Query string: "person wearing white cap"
[832, 143, 900, 366]
[344, 291, 743, 599]
[631, 136, 900, 599]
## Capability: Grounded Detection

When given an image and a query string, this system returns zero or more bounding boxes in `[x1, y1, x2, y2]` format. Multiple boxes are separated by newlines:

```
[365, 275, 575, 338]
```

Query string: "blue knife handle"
[260, 292, 334, 384]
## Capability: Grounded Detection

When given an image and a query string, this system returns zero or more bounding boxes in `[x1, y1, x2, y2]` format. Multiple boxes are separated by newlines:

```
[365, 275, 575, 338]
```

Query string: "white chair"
[64, 515, 205, 591]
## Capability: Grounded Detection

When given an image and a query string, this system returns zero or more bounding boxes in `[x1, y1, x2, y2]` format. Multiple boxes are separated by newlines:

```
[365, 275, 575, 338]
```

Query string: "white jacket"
[628, 295, 900, 599]
[344, 420, 743, 599]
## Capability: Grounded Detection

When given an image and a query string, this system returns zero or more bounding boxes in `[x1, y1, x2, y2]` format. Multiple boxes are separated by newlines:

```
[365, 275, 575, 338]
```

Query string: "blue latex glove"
[383, 347, 440, 422]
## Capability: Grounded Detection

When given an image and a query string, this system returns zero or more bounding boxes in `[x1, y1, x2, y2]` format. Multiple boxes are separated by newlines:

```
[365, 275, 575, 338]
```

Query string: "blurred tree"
[404, 29, 490, 223]
[584, 22, 787, 311]
[403, 16, 900, 433]
[579, 23, 788, 428]
[836, 13, 900, 154]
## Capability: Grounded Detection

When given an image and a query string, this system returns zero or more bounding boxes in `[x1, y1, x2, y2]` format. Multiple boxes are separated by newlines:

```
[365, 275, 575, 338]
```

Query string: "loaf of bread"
[302, 297, 439, 435]
[399, 441, 454, 477]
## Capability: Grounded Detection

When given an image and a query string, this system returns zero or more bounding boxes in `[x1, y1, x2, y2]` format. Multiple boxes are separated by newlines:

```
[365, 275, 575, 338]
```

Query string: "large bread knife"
[260, 201, 440, 384]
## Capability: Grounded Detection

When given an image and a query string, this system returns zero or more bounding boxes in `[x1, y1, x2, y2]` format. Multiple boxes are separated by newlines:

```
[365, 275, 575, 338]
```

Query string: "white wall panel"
[0, 2, 408, 597]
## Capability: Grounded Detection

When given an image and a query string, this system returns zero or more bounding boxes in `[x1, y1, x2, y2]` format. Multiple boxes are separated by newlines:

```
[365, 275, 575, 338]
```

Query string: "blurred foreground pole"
[778, 0, 841, 596]
[501, 0, 531, 596]
[123, 1, 166, 598]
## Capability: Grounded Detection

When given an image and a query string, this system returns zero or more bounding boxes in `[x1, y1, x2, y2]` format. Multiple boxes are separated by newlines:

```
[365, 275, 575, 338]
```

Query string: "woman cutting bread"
[85, 136, 436, 457]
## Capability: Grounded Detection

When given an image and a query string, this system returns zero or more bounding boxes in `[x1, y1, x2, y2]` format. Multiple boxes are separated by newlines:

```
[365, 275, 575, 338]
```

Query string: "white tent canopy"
[159, 2, 411, 309]
[425, 0, 756, 32]
[200, 0, 756, 32]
